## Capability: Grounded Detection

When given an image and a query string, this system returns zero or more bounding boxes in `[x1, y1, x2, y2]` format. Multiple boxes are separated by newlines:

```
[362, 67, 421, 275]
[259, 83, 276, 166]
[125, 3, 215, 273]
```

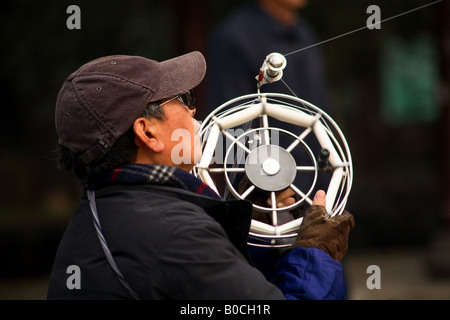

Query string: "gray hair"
[141, 101, 165, 120]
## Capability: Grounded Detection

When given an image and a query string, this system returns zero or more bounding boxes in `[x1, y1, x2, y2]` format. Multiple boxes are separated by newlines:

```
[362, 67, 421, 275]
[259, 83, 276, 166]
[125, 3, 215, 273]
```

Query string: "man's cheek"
[171, 128, 193, 164]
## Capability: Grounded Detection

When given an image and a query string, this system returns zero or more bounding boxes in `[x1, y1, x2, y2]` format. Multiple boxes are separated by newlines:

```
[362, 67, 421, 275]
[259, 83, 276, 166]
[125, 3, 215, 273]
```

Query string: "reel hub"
[245, 144, 296, 192]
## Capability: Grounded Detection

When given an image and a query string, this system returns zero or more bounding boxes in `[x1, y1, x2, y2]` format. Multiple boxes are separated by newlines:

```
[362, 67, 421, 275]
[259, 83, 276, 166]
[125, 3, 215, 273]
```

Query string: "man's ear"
[133, 117, 164, 153]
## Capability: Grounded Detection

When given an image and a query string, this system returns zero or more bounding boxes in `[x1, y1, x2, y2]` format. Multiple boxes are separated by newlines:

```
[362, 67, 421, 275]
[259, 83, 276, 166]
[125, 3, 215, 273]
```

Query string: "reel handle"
[256, 53, 287, 87]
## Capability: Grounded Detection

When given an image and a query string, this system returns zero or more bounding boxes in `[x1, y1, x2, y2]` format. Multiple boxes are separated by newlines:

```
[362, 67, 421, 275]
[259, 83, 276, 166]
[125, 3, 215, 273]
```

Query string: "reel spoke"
[286, 127, 312, 153]
[296, 166, 316, 172]
[261, 114, 271, 145]
[209, 167, 246, 173]
[270, 192, 278, 227]
[290, 184, 313, 206]
[240, 184, 255, 199]
[222, 130, 251, 154]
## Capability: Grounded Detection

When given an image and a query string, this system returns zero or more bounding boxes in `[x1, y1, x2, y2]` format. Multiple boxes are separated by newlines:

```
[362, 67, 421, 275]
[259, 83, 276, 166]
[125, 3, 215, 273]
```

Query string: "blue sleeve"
[276, 247, 347, 300]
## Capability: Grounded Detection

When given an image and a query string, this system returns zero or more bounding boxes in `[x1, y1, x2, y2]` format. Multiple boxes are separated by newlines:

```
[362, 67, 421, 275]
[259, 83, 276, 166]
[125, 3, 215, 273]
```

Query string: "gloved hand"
[291, 190, 355, 261]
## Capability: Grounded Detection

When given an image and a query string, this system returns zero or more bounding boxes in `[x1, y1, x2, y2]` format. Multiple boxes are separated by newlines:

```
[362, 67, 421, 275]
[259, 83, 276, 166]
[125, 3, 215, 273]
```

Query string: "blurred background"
[0, 0, 449, 299]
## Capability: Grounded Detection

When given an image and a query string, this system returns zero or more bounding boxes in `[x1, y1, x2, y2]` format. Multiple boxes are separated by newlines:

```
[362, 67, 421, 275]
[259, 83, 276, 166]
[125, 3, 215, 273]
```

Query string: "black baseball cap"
[55, 51, 206, 165]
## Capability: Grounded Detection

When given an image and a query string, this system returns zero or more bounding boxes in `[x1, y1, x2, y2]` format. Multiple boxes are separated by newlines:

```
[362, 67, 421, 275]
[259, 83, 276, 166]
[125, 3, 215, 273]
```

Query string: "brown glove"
[291, 205, 355, 261]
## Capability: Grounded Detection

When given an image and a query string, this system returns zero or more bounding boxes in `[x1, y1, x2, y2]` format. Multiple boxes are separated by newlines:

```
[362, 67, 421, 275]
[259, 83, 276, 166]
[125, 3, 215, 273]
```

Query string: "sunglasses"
[159, 89, 196, 110]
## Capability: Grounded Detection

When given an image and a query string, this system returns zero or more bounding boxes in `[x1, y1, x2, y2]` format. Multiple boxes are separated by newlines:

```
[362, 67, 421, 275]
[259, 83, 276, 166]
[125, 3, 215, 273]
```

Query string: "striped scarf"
[94, 163, 221, 200]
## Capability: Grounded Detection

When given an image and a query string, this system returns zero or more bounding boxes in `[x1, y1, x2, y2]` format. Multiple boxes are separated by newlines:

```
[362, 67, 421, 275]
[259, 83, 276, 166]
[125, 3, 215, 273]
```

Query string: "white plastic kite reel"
[194, 53, 352, 248]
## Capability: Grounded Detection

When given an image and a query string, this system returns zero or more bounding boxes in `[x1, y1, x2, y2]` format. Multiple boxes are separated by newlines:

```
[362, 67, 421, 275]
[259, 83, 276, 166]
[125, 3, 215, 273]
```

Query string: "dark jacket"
[47, 183, 346, 299]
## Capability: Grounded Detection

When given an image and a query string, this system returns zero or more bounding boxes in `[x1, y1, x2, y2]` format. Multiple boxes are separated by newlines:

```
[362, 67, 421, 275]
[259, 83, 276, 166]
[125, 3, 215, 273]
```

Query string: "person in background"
[206, 0, 329, 114]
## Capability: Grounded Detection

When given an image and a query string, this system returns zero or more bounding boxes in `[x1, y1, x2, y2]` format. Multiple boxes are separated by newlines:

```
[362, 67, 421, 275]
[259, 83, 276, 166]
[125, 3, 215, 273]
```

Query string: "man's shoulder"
[95, 183, 219, 224]
[98, 183, 206, 209]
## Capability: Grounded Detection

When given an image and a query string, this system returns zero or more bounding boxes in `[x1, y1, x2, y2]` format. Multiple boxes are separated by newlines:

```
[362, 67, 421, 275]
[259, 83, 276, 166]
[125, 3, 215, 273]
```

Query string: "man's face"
[151, 99, 202, 172]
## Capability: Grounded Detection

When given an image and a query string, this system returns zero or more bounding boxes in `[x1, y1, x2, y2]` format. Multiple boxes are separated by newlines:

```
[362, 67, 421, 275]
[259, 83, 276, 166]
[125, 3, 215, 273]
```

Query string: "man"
[47, 51, 354, 299]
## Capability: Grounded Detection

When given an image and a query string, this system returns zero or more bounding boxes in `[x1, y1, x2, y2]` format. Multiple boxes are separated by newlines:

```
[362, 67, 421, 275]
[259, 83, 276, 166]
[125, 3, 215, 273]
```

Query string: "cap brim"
[152, 51, 206, 102]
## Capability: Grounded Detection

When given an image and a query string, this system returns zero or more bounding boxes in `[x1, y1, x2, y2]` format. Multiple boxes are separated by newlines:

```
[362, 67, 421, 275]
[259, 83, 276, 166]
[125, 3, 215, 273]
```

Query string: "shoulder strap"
[87, 189, 140, 300]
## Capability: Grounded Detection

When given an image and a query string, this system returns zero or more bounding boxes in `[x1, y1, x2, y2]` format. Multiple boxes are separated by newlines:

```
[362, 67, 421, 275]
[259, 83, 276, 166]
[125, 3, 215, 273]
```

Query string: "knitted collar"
[93, 163, 221, 200]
